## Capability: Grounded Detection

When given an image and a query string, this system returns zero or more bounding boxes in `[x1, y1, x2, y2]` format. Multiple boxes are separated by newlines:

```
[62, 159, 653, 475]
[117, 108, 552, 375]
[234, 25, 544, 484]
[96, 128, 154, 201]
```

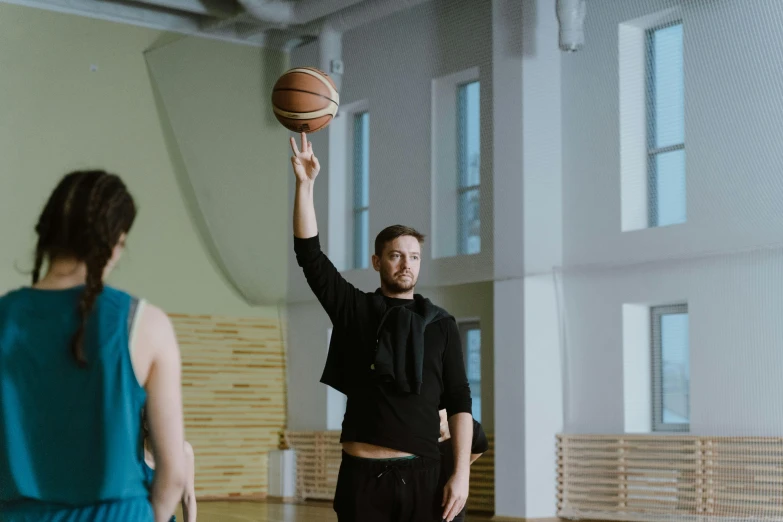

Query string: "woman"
[141, 408, 197, 522]
[0, 170, 186, 522]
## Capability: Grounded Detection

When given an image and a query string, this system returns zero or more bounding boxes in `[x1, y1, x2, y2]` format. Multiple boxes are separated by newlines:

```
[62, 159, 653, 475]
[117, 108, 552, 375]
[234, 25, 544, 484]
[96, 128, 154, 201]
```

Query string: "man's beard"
[380, 269, 417, 294]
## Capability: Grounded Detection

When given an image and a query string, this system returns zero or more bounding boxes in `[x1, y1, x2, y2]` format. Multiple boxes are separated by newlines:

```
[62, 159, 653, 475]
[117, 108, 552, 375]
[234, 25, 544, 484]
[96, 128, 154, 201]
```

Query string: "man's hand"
[290, 132, 320, 184]
[291, 132, 320, 238]
[442, 469, 469, 521]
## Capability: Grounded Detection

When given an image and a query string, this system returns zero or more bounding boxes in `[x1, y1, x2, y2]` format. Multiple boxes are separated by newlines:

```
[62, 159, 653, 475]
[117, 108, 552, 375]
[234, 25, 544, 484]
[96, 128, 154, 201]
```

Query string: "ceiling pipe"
[311, 0, 433, 91]
[237, 0, 365, 26]
[314, 0, 432, 34]
[131, 0, 238, 18]
[556, 0, 586, 52]
[274, 0, 433, 51]
[268, 0, 434, 43]
[258, 0, 433, 92]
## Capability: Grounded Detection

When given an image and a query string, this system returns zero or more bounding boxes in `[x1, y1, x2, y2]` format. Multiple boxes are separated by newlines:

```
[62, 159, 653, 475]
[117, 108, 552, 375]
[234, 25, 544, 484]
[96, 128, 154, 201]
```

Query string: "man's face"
[372, 235, 421, 295]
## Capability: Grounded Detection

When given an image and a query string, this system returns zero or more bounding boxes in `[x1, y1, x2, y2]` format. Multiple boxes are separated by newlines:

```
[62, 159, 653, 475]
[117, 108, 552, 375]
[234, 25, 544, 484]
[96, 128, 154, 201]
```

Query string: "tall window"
[457, 81, 480, 255]
[459, 321, 482, 422]
[651, 304, 689, 432]
[352, 112, 370, 269]
[647, 22, 685, 227]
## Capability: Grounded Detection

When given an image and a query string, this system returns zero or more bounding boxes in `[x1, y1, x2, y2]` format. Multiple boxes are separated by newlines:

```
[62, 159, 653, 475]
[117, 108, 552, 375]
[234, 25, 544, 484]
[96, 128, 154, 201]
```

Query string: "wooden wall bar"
[558, 434, 783, 522]
[171, 313, 286, 498]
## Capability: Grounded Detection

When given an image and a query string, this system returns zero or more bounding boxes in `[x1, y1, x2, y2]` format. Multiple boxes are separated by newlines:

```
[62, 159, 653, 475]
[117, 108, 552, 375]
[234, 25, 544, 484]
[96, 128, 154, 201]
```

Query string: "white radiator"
[267, 449, 297, 500]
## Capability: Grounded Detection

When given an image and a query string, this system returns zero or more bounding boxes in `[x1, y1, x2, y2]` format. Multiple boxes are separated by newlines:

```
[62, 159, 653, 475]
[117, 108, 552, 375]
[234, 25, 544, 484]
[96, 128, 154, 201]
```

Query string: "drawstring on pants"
[377, 466, 406, 484]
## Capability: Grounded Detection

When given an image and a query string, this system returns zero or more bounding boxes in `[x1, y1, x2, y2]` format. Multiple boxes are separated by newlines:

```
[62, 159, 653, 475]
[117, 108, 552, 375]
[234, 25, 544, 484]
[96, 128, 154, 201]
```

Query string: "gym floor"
[180, 500, 501, 521]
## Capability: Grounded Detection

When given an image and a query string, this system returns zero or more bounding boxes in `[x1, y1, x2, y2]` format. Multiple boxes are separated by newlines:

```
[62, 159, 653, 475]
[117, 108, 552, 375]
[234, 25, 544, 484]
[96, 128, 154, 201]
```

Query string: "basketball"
[271, 67, 340, 133]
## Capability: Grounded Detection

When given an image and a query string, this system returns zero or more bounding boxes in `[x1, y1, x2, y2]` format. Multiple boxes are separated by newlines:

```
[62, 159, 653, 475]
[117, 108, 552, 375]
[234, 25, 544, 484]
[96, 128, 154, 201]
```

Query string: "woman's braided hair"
[33, 170, 137, 366]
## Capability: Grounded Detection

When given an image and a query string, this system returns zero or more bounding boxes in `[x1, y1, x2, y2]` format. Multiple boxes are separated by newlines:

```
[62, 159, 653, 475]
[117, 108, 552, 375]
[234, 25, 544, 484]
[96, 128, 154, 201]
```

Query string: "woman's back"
[1, 169, 186, 522]
[0, 285, 152, 520]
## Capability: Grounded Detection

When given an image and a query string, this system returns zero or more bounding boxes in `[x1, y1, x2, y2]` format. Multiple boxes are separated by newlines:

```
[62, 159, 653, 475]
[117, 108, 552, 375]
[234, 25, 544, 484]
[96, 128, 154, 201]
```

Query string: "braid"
[32, 169, 137, 367]
[71, 249, 110, 366]
[71, 174, 115, 367]
[31, 245, 44, 284]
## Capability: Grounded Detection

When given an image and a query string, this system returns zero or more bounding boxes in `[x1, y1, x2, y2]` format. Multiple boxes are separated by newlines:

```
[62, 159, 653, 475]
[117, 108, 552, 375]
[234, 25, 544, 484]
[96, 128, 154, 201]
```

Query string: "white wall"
[564, 250, 783, 436]
[563, 0, 783, 267]
[285, 301, 332, 430]
[561, 0, 783, 436]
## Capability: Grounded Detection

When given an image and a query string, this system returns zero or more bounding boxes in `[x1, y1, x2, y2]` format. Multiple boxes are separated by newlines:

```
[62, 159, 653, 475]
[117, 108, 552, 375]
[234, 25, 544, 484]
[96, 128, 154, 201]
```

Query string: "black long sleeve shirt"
[294, 235, 472, 460]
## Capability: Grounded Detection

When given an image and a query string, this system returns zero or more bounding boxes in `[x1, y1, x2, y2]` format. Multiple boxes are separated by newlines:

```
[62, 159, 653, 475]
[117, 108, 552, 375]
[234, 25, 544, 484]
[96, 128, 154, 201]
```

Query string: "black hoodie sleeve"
[440, 319, 473, 417]
[294, 235, 369, 328]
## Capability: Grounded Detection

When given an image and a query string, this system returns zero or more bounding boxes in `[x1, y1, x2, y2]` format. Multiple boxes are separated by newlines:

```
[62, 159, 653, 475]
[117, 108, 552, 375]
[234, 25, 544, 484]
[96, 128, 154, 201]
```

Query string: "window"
[326, 101, 368, 271]
[459, 321, 481, 422]
[457, 81, 481, 255]
[352, 112, 370, 269]
[431, 67, 479, 259]
[651, 304, 689, 432]
[647, 22, 685, 227]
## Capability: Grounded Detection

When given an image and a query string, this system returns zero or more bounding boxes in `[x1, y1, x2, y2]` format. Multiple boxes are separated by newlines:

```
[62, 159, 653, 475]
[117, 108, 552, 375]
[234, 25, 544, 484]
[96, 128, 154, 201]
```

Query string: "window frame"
[646, 21, 685, 228]
[456, 80, 481, 256]
[351, 111, 370, 270]
[651, 303, 690, 433]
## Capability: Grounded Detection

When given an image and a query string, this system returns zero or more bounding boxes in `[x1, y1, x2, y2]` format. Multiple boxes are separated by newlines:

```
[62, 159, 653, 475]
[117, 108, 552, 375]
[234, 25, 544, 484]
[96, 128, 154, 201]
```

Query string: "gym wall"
[0, 3, 289, 498]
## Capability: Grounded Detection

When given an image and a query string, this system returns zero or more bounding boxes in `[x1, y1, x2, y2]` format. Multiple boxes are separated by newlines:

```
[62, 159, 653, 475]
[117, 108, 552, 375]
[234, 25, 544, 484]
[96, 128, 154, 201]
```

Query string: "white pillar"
[493, 0, 565, 517]
[319, 26, 343, 91]
[521, 1, 564, 514]
[492, 0, 526, 517]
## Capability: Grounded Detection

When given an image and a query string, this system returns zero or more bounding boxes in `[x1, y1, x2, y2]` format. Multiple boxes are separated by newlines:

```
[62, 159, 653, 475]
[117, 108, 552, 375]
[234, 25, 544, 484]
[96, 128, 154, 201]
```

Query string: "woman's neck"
[33, 259, 87, 290]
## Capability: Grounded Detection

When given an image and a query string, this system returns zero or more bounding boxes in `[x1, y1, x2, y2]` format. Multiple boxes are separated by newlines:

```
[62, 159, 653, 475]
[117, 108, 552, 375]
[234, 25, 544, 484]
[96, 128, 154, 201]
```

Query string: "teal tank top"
[0, 285, 152, 521]
[141, 460, 176, 522]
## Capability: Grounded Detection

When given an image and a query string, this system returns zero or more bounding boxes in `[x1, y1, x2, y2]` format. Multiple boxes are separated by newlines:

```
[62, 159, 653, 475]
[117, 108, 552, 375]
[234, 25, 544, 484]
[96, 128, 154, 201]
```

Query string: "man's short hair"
[374, 225, 426, 257]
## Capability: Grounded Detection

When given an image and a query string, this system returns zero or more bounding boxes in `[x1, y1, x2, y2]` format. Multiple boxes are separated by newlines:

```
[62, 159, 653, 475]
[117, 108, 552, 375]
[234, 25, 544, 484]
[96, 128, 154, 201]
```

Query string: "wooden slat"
[171, 313, 285, 499]
[557, 434, 783, 522]
[469, 433, 495, 513]
[283, 430, 496, 513]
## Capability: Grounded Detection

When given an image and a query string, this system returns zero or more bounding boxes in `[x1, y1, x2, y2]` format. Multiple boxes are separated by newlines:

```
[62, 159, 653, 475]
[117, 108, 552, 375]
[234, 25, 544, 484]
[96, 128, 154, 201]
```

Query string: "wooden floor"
[177, 500, 500, 521]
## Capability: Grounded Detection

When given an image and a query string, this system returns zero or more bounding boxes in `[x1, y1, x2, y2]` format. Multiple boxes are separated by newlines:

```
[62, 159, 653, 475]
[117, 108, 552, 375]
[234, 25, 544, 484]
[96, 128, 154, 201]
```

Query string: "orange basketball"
[271, 67, 340, 133]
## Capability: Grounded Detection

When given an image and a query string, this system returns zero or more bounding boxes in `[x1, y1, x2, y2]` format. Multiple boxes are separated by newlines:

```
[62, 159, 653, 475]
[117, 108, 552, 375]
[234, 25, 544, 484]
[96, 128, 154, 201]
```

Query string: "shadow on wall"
[261, 49, 288, 127]
[144, 56, 249, 304]
[521, 0, 536, 57]
[142, 35, 291, 306]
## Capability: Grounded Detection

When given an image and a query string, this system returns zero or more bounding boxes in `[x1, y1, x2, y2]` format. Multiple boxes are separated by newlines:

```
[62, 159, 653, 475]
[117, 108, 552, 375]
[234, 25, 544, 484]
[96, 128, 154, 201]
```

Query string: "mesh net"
[556, 2, 783, 520]
[146, 0, 783, 519]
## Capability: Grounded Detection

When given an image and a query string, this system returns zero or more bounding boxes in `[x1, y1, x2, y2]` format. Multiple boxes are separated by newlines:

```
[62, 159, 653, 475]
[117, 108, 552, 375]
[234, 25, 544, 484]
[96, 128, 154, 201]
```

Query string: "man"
[438, 410, 489, 522]
[290, 133, 473, 522]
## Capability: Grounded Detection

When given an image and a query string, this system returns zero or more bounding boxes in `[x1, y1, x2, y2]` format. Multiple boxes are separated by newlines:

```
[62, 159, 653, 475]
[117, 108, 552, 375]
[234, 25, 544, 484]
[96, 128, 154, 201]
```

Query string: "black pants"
[333, 452, 443, 522]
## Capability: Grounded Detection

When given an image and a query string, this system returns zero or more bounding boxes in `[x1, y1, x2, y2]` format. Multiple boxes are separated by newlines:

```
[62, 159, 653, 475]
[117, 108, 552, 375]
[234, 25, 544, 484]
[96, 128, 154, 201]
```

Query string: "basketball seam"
[272, 87, 338, 106]
[273, 103, 338, 120]
[286, 67, 340, 104]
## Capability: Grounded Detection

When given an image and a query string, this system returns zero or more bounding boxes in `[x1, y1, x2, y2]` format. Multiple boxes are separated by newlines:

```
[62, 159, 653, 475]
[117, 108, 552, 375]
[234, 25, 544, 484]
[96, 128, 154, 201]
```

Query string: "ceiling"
[0, 0, 361, 48]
